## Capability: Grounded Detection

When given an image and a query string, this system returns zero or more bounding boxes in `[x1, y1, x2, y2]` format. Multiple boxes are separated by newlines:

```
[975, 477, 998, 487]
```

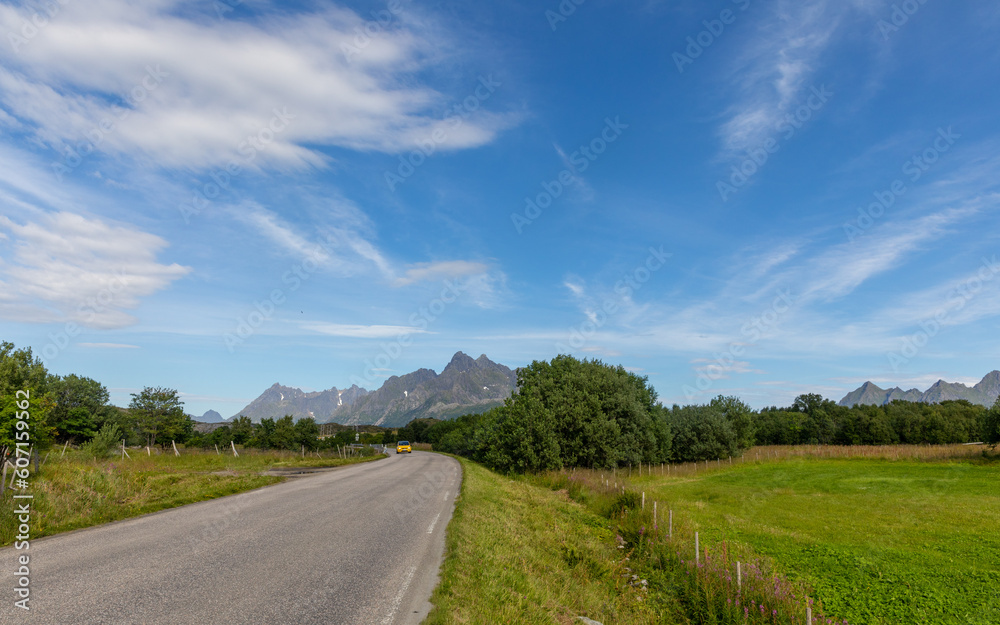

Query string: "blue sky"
[1, 0, 998, 418]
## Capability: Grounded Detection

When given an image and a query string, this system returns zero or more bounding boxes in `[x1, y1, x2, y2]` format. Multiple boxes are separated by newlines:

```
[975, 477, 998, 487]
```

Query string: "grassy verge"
[426, 457, 674, 624]
[542, 448, 1000, 625]
[0, 448, 383, 546]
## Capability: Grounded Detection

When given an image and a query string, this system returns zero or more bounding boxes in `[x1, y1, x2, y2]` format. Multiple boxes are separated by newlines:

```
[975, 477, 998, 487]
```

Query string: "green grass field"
[427, 457, 671, 625]
[0, 448, 382, 546]
[629, 455, 1000, 624]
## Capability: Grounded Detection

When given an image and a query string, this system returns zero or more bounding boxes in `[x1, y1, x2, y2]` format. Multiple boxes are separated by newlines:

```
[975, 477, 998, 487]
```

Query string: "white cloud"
[563, 279, 585, 298]
[797, 207, 976, 302]
[231, 202, 334, 265]
[0, 211, 190, 328]
[718, 0, 847, 156]
[78, 342, 140, 349]
[691, 358, 765, 379]
[393, 260, 489, 287]
[302, 322, 429, 338]
[229, 199, 400, 280]
[0, 0, 517, 171]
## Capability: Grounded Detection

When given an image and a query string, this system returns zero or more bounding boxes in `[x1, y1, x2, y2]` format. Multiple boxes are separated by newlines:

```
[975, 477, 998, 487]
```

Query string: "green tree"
[48, 374, 110, 442]
[710, 395, 756, 450]
[230, 416, 253, 445]
[272, 415, 297, 450]
[667, 404, 739, 463]
[985, 396, 1000, 450]
[129, 387, 189, 447]
[294, 417, 320, 450]
[0, 341, 49, 398]
[0, 342, 54, 450]
[252, 418, 276, 449]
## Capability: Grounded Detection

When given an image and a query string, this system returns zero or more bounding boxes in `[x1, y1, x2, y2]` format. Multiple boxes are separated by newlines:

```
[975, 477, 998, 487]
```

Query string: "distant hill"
[196, 409, 226, 423]
[230, 352, 517, 427]
[839, 371, 1000, 407]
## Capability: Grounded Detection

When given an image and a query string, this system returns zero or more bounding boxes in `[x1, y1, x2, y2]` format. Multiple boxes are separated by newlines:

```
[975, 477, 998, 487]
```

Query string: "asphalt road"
[1, 451, 461, 625]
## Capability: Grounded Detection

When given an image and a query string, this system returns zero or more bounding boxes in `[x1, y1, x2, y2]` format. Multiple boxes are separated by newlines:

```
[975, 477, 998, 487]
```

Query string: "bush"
[667, 404, 739, 463]
[81, 422, 123, 458]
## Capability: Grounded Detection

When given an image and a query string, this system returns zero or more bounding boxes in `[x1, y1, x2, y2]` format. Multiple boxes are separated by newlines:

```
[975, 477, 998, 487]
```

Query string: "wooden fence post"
[231, 441, 239, 457]
[695, 532, 699, 566]
[172, 440, 180, 456]
[737, 561, 741, 589]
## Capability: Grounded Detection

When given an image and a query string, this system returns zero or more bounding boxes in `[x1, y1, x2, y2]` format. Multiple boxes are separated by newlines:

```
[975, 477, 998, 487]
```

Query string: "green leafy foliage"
[0, 342, 55, 450]
[47, 374, 112, 442]
[758, 397, 986, 446]
[984, 396, 1000, 449]
[128, 387, 192, 447]
[80, 422, 124, 458]
[422, 355, 674, 472]
[666, 403, 741, 463]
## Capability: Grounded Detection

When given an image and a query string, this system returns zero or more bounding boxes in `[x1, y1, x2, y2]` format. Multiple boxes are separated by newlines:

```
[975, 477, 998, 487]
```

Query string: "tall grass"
[532, 445, 996, 624]
[533, 466, 844, 625]
[426, 457, 663, 624]
[0, 446, 382, 546]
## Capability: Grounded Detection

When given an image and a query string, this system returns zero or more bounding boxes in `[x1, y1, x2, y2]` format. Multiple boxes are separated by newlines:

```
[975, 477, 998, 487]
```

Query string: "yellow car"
[396, 441, 412, 454]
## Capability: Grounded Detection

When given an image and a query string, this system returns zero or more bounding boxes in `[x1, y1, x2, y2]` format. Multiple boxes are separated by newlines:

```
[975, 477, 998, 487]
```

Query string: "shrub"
[81, 422, 124, 458]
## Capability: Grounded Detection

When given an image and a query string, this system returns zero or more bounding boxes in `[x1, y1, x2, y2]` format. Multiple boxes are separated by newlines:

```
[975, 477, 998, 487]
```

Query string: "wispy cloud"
[0, 0, 518, 171]
[718, 0, 849, 156]
[0, 211, 190, 328]
[393, 260, 489, 287]
[302, 322, 429, 338]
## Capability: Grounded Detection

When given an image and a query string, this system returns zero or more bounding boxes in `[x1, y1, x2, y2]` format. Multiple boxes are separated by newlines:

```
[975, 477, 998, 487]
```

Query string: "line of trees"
[0, 341, 340, 455]
[755, 393, 992, 446]
[5, 341, 998, 466]
[1, 341, 191, 452]
[407, 355, 1000, 473]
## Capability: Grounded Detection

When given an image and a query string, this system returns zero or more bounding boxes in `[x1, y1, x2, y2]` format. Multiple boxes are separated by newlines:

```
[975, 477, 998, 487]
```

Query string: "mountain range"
[838, 371, 1000, 407]
[225, 352, 517, 428]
